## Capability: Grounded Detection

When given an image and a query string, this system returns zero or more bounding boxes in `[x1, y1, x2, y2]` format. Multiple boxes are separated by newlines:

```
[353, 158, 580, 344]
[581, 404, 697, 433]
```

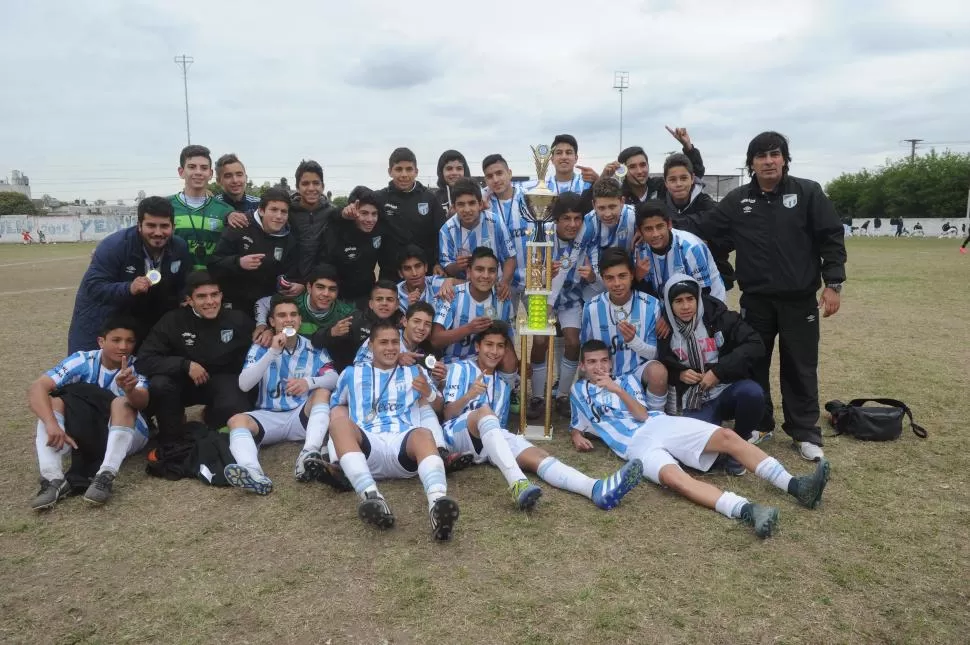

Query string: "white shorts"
[246, 407, 308, 446]
[626, 415, 720, 484]
[361, 429, 420, 480]
[417, 404, 446, 449]
[443, 412, 533, 464]
[556, 304, 582, 330]
[632, 358, 663, 383]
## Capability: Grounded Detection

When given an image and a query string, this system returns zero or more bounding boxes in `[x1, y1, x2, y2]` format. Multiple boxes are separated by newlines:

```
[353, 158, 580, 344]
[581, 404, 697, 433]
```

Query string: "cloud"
[343, 46, 442, 90]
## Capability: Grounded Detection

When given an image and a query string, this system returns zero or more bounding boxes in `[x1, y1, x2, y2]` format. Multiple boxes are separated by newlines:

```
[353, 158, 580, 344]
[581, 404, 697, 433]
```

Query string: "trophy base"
[518, 325, 558, 336]
[524, 289, 552, 296]
[520, 424, 553, 441]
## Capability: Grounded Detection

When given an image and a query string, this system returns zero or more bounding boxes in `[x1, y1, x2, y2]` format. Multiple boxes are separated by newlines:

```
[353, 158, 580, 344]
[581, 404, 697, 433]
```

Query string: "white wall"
[848, 219, 966, 237]
[0, 214, 137, 242]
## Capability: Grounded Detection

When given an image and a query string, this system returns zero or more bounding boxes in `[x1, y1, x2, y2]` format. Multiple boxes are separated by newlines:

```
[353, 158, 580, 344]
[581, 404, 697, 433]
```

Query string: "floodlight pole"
[613, 71, 629, 150]
[174, 54, 194, 145]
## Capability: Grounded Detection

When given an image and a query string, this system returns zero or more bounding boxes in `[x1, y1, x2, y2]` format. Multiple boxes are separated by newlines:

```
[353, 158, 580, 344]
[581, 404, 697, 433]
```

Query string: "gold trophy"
[518, 145, 558, 440]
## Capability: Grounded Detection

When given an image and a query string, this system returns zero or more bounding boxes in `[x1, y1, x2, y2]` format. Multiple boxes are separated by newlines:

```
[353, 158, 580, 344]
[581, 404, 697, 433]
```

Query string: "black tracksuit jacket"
[136, 307, 255, 378]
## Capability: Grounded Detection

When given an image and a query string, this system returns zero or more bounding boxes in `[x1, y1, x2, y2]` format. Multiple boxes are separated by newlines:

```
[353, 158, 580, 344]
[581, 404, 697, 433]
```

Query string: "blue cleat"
[224, 464, 273, 495]
[510, 479, 543, 510]
[591, 459, 643, 510]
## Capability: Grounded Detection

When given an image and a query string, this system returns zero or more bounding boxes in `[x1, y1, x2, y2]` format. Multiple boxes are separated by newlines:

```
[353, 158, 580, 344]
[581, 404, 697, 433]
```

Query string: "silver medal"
[560, 256, 572, 270]
[614, 307, 629, 322]
[483, 305, 497, 319]
[282, 327, 296, 338]
[146, 269, 162, 285]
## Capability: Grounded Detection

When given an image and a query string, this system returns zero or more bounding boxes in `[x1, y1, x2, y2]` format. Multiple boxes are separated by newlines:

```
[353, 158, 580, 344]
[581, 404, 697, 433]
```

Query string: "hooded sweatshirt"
[665, 184, 735, 288]
[658, 273, 764, 409]
[434, 150, 472, 213]
[288, 196, 340, 280]
[322, 192, 389, 305]
[208, 211, 299, 316]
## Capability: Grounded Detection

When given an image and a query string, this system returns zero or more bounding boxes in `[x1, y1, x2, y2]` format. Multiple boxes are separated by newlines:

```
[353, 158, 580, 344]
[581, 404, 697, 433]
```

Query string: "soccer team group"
[30, 128, 846, 540]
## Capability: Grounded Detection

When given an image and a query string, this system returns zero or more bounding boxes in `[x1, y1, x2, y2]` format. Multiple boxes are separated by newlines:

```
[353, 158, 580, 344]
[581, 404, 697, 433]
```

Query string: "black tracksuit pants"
[739, 293, 822, 445]
[148, 373, 253, 442]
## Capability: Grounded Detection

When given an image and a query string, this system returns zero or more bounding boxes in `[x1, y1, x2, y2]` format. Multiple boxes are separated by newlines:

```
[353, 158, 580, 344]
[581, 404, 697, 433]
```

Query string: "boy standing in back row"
[169, 145, 234, 269]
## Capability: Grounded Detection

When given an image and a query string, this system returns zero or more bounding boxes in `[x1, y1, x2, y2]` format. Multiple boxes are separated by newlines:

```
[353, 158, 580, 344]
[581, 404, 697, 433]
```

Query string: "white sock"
[229, 427, 263, 476]
[417, 455, 447, 509]
[498, 370, 516, 392]
[714, 491, 749, 519]
[645, 390, 666, 411]
[478, 414, 526, 486]
[419, 404, 446, 449]
[35, 414, 69, 481]
[303, 403, 330, 453]
[557, 358, 578, 398]
[339, 450, 378, 498]
[99, 425, 135, 475]
[665, 385, 679, 415]
[754, 457, 793, 492]
[537, 456, 596, 499]
[553, 337, 565, 392]
[531, 361, 547, 399]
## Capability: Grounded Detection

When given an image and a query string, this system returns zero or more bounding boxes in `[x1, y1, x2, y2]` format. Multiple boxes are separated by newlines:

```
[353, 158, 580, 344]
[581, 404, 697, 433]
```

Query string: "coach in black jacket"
[682, 131, 846, 461]
[137, 271, 255, 441]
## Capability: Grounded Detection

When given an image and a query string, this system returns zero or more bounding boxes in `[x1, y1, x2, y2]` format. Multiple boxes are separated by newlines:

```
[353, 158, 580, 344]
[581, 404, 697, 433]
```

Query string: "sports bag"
[824, 398, 927, 441]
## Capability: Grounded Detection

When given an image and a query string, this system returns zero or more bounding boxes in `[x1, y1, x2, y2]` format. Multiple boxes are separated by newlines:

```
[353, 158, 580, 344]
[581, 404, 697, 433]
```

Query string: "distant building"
[0, 170, 31, 199]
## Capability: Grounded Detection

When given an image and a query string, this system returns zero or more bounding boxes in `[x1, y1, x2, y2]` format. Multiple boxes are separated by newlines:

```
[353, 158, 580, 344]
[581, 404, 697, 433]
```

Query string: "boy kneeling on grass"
[28, 317, 151, 510]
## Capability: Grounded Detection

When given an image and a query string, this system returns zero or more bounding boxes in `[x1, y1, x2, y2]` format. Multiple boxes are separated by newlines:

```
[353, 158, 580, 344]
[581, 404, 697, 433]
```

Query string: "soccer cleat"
[294, 449, 319, 482]
[358, 491, 395, 529]
[439, 448, 474, 474]
[304, 453, 353, 492]
[748, 430, 774, 445]
[224, 464, 273, 495]
[31, 478, 70, 511]
[795, 441, 824, 462]
[790, 458, 831, 509]
[739, 503, 780, 538]
[509, 390, 520, 415]
[526, 396, 545, 421]
[720, 455, 747, 476]
[510, 479, 543, 510]
[591, 459, 644, 510]
[83, 471, 116, 505]
[429, 496, 460, 541]
[555, 395, 572, 419]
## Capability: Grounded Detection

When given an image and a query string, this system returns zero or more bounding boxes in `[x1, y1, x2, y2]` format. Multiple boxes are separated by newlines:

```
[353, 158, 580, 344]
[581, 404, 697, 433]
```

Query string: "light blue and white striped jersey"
[486, 187, 533, 288]
[569, 375, 663, 458]
[581, 291, 661, 377]
[397, 276, 448, 314]
[46, 350, 149, 436]
[354, 329, 407, 365]
[438, 211, 516, 279]
[244, 336, 335, 412]
[434, 284, 516, 363]
[442, 358, 511, 427]
[548, 235, 587, 311]
[576, 205, 638, 274]
[334, 363, 435, 434]
[635, 229, 725, 303]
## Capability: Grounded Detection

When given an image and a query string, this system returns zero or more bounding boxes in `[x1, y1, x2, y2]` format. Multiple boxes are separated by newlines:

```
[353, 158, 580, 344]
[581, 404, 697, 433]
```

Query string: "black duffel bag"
[825, 398, 928, 441]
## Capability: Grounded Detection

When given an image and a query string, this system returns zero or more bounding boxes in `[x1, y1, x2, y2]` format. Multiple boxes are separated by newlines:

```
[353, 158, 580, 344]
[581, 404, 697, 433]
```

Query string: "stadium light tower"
[174, 54, 194, 145]
[613, 71, 629, 149]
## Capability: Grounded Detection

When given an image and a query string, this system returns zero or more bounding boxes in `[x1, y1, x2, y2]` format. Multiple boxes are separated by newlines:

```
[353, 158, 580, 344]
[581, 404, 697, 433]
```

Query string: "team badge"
[417, 202, 429, 216]
[220, 329, 234, 343]
[373, 236, 382, 249]
[208, 218, 220, 231]
[783, 194, 798, 208]
[274, 246, 283, 261]
[170, 260, 181, 273]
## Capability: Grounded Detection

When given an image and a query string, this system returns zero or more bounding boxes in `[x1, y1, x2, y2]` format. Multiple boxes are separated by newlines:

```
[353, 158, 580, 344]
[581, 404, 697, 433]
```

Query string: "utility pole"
[902, 138, 923, 161]
[613, 71, 629, 150]
[174, 54, 194, 145]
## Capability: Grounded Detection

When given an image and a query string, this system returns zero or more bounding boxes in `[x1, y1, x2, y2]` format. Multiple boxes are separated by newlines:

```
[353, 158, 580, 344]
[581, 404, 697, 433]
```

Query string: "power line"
[174, 54, 194, 145]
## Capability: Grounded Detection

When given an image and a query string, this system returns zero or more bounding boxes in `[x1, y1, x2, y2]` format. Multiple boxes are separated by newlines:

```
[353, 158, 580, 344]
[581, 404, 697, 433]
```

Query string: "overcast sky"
[2, 0, 969, 202]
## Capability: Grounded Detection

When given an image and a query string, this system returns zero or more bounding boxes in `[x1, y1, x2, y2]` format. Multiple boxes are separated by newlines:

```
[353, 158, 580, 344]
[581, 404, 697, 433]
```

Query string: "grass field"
[0, 238, 967, 645]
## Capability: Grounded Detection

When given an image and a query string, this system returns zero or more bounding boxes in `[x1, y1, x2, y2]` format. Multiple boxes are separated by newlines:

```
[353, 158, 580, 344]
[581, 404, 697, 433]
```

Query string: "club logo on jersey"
[181, 332, 196, 347]
[221, 329, 234, 343]
[783, 194, 798, 208]
[373, 236, 382, 249]
[395, 381, 408, 393]
[417, 202, 430, 216]
[170, 260, 181, 273]
[208, 219, 220, 231]
[274, 246, 283, 261]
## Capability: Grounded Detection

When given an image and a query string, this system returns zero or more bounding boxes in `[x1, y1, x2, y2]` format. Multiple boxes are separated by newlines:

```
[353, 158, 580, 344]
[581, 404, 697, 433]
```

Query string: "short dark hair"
[185, 270, 220, 295]
[179, 145, 211, 168]
[746, 131, 791, 175]
[405, 301, 435, 320]
[470, 246, 498, 268]
[482, 154, 508, 173]
[295, 160, 324, 186]
[371, 279, 398, 297]
[598, 247, 634, 275]
[663, 153, 694, 178]
[268, 294, 298, 318]
[450, 178, 482, 202]
[215, 153, 244, 180]
[370, 318, 399, 340]
[474, 320, 511, 346]
[580, 339, 610, 359]
[635, 200, 670, 226]
[552, 192, 585, 220]
[618, 146, 647, 165]
[259, 187, 292, 210]
[398, 244, 427, 268]
[592, 178, 623, 201]
[307, 264, 339, 287]
[349, 186, 381, 211]
[389, 147, 417, 168]
[551, 134, 578, 154]
[137, 196, 174, 224]
[99, 315, 140, 340]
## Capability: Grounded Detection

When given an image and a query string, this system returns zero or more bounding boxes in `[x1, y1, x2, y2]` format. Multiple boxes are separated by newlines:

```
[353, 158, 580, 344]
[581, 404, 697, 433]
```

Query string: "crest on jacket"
[274, 246, 283, 261]
[220, 329, 234, 343]
[417, 202, 429, 216]
[783, 194, 798, 208]
[170, 260, 181, 273]
[373, 236, 382, 249]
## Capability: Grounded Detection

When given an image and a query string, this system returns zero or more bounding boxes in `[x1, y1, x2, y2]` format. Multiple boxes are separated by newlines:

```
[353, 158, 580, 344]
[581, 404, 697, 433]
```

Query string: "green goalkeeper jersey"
[168, 193, 234, 269]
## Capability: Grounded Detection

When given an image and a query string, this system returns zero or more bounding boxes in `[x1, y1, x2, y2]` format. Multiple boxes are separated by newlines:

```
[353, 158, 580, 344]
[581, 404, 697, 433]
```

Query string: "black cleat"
[429, 496, 460, 541]
[791, 458, 831, 509]
[358, 491, 395, 529]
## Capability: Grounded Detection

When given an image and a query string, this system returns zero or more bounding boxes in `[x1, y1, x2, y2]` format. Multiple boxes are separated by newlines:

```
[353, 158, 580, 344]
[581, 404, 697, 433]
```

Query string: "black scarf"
[675, 315, 704, 410]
